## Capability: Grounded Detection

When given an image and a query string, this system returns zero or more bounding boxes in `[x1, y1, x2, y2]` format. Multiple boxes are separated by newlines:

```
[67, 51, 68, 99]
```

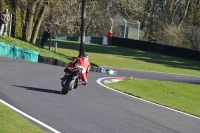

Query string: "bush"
[157, 24, 200, 51]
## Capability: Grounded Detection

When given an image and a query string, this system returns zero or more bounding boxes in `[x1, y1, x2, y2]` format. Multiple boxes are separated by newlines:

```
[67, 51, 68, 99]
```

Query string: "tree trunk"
[22, 4, 30, 41]
[21, 8, 25, 38]
[25, 0, 40, 42]
[0, 1, 2, 12]
[9, 0, 17, 38]
[178, 0, 191, 28]
[30, 2, 48, 44]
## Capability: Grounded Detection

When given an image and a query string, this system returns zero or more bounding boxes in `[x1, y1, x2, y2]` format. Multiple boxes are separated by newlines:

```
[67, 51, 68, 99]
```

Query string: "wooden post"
[9, 14, 12, 37]
[55, 42, 57, 52]
[38, 26, 41, 46]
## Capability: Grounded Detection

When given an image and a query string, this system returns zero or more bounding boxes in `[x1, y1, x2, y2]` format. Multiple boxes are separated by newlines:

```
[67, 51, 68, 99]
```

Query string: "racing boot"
[82, 80, 87, 85]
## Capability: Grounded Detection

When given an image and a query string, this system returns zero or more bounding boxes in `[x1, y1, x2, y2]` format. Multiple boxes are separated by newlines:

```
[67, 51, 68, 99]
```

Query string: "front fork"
[61, 75, 82, 87]
[61, 79, 67, 87]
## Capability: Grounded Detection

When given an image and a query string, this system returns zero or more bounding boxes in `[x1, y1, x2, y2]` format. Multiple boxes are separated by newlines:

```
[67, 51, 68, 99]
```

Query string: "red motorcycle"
[61, 67, 83, 95]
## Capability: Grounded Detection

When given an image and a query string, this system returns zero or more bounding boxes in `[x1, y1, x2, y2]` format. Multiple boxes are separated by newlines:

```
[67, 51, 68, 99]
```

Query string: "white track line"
[96, 77, 200, 120]
[0, 99, 61, 133]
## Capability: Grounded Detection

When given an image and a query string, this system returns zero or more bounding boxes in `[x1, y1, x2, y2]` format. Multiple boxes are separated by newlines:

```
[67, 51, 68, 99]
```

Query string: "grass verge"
[0, 102, 45, 133]
[55, 39, 200, 76]
[106, 78, 200, 117]
[0, 36, 72, 63]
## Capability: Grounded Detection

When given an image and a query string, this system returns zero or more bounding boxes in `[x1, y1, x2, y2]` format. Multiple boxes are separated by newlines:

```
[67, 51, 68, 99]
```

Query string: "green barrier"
[90, 37, 103, 45]
[0, 42, 39, 62]
[0, 42, 6, 56]
[67, 37, 79, 41]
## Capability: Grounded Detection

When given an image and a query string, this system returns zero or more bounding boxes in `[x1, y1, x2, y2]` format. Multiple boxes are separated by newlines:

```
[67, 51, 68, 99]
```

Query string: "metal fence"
[110, 18, 141, 40]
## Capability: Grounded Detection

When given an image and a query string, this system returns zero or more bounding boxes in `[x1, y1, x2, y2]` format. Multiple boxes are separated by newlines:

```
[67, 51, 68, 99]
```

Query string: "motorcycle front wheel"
[61, 79, 75, 95]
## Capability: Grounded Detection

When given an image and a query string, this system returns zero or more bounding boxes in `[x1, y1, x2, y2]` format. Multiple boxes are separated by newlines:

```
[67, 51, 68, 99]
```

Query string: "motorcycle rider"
[61, 53, 90, 85]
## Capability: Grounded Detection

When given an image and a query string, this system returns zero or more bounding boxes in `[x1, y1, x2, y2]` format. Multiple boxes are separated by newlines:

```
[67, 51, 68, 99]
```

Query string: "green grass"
[0, 36, 73, 63]
[0, 36, 200, 131]
[0, 103, 45, 133]
[55, 39, 200, 76]
[106, 79, 200, 117]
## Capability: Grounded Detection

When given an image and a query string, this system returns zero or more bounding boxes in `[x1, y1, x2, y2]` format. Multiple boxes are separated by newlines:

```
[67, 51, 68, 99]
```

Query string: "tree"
[30, 1, 49, 44]
[22, 0, 47, 43]
[2, 0, 200, 51]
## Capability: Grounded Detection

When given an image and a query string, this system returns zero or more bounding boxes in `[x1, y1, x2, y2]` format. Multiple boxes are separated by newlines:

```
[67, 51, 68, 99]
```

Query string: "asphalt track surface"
[0, 57, 200, 133]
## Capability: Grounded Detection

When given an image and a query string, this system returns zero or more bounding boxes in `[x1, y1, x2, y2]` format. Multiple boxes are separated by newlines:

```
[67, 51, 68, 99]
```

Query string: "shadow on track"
[12, 85, 61, 94]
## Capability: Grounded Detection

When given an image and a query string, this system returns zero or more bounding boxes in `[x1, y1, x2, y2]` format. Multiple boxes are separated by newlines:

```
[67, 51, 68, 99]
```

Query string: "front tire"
[61, 79, 75, 95]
